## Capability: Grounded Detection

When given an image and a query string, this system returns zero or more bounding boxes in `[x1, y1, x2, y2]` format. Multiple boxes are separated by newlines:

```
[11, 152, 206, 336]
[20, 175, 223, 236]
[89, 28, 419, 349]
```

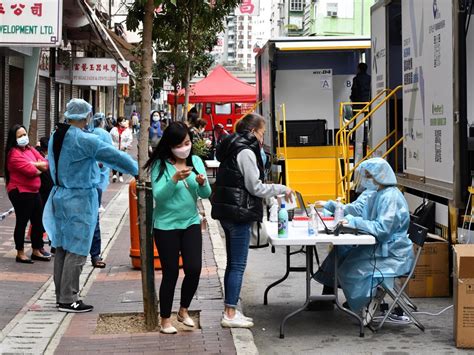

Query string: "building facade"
[304, 0, 375, 37]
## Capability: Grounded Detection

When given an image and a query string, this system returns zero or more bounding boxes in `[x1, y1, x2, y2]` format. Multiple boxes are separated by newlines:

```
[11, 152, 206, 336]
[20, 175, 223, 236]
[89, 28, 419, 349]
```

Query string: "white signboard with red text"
[235, 0, 259, 16]
[0, 0, 62, 46]
[72, 58, 130, 86]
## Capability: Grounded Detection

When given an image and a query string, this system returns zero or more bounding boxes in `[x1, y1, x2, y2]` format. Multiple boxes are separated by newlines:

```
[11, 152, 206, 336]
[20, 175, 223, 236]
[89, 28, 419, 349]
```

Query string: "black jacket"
[350, 72, 371, 102]
[211, 132, 264, 223]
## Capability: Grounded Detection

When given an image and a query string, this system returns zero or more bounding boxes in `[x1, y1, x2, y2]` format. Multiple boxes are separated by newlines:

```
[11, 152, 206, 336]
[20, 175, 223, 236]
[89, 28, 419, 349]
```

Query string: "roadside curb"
[202, 199, 259, 355]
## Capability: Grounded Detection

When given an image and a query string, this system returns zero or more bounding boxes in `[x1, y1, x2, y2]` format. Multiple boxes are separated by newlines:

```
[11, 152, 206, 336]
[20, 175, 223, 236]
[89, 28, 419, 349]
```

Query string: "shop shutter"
[37, 77, 50, 138]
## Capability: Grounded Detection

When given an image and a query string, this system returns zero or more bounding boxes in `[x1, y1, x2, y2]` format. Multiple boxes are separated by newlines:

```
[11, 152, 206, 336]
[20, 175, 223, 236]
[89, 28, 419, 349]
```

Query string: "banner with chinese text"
[72, 58, 130, 86]
[0, 0, 62, 46]
[235, 0, 259, 16]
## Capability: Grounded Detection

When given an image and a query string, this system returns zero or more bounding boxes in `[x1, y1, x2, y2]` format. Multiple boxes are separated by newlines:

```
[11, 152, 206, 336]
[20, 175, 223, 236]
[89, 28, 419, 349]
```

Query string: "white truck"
[370, 0, 472, 243]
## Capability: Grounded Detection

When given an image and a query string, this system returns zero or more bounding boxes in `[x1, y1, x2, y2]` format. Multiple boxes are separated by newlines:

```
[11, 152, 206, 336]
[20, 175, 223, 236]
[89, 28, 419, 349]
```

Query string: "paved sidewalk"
[0, 185, 239, 354]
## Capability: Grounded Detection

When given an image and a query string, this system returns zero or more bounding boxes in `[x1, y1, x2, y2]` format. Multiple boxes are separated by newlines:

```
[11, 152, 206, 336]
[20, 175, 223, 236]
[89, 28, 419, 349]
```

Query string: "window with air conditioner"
[290, 0, 303, 12]
[327, 2, 338, 17]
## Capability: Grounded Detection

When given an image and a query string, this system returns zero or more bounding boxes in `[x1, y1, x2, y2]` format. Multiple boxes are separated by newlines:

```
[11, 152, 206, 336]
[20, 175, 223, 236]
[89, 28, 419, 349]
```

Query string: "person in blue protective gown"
[88, 112, 113, 268]
[43, 99, 138, 313]
[314, 158, 413, 325]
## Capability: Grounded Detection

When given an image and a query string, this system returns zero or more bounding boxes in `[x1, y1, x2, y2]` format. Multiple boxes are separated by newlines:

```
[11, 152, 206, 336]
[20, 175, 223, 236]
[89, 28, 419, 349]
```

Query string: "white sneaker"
[363, 287, 386, 326]
[236, 310, 253, 323]
[112, 175, 117, 183]
[119, 176, 124, 183]
[98, 205, 105, 213]
[221, 311, 254, 328]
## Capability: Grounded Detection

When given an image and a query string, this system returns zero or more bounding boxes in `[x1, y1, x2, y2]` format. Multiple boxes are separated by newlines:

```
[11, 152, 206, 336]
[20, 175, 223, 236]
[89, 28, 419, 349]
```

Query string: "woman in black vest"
[211, 113, 292, 328]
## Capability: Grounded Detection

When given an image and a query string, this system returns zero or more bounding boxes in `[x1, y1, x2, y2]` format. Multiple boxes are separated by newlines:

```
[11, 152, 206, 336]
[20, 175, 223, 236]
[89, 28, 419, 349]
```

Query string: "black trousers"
[154, 224, 202, 318]
[8, 189, 44, 251]
[111, 170, 123, 177]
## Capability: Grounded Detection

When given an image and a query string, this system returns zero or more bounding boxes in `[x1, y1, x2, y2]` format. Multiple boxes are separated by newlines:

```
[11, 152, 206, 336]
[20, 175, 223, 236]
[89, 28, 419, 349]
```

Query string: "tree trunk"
[138, 0, 158, 331]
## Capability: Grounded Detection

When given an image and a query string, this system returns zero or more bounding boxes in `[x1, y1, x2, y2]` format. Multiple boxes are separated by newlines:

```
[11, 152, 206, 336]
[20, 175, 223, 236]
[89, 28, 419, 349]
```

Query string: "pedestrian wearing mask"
[110, 116, 133, 183]
[211, 113, 293, 328]
[149, 110, 163, 154]
[4, 125, 51, 263]
[43, 99, 138, 313]
[144, 122, 211, 334]
[131, 111, 140, 135]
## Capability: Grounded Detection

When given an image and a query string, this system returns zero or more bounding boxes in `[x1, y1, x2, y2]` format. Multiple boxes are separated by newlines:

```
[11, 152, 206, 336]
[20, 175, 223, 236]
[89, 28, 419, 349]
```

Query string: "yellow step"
[288, 169, 336, 182]
[291, 182, 336, 195]
[286, 158, 338, 170]
[276, 146, 354, 159]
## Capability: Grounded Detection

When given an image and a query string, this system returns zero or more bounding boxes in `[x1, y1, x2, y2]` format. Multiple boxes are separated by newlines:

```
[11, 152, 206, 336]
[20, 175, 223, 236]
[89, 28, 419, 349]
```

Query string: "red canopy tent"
[167, 65, 256, 104]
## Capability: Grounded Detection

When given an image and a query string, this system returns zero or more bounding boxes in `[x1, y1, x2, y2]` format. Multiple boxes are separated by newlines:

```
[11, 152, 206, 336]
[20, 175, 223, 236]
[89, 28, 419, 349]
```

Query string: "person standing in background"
[131, 111, 140, 135]
[149, 110, 163, 154]
[110, 116, 133, 183]
[5, 125, 51, 263]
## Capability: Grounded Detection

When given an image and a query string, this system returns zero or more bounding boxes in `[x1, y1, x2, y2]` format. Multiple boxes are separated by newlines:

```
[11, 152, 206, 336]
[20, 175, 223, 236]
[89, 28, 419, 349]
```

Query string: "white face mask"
[171, 145, 192, 159]
[119, 121, 128, 128]
[17, 136, 29, 147]
[152, 115, 160, 122]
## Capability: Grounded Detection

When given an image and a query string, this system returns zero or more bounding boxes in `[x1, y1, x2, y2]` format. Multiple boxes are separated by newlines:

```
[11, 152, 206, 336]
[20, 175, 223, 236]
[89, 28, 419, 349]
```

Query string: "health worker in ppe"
[87, 112, 113, 268]
[43, 99, 138, 313]
[313, 158, 413, 326]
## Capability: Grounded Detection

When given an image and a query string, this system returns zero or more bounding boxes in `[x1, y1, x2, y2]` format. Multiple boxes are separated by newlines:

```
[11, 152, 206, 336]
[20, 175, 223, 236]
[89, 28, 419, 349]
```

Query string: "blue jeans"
[220, 221, 251, 308]
[90, 188, 102, 260]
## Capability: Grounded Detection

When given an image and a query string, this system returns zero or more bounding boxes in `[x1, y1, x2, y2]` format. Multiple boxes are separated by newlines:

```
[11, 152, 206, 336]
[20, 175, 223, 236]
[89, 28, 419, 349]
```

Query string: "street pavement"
[241, 244, 470, 354]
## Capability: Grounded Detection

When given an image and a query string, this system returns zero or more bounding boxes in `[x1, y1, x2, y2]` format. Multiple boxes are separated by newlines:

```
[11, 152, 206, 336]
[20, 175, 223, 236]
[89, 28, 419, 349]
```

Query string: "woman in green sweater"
[145, 122, 212, 334]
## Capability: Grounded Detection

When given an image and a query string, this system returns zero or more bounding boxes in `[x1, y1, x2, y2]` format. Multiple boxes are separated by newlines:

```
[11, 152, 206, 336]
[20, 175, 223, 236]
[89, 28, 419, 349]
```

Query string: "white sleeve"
[236, 149, 287, 199]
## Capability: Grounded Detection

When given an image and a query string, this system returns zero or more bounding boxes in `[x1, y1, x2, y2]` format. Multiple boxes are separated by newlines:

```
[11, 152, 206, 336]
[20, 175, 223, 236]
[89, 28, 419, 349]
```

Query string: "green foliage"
[192, 138, 210, 159]
[126, 0, 239, 95]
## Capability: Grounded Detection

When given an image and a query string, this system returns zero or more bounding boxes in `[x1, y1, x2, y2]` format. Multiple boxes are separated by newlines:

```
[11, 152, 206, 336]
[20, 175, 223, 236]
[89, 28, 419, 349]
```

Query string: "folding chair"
[372, 221, 428, 331]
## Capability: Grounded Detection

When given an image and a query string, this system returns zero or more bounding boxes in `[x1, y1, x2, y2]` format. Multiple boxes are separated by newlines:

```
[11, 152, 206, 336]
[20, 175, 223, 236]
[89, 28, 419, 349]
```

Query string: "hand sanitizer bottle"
[308, 204, 318, 236]
[334, 198, 344, 223]
[269, 197, 279, 222]
[278, 202, 289, 238]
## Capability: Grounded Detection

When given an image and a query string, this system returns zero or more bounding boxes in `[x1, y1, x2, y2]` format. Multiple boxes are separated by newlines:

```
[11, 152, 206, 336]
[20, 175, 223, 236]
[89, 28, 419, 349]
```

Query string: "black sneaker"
[58, 300, 93, 313]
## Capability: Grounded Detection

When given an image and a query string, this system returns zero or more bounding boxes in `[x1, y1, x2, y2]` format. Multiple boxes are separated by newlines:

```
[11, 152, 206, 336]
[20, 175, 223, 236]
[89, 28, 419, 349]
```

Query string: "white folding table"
[204, 159, 220, 177]
[263, 221, 375, 338]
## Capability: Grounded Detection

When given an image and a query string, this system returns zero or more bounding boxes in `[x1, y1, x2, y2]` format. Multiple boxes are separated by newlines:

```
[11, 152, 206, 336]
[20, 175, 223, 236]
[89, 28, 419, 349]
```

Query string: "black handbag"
[411, 200, 436, 234]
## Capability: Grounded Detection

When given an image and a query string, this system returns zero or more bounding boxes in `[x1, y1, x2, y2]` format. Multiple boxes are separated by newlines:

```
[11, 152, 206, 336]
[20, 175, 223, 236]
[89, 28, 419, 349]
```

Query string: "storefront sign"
[0, 0, 62, 46]
[235, 0, 259, 16]
[72, 58, 130, 86]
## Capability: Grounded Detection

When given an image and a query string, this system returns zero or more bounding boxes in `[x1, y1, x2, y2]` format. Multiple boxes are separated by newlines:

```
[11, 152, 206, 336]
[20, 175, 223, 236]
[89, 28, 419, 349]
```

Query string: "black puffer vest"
[211, 132, 265, 223]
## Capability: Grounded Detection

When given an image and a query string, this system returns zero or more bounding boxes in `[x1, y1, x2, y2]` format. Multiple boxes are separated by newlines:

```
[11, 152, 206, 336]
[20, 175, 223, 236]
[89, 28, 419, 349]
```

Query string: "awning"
[64, 0, 136, 75]
[168, 65, 256, 104]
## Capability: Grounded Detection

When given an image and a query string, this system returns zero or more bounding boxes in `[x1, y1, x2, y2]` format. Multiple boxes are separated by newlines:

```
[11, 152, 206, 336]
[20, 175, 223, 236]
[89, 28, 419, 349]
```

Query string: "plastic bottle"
[269, 197, 279, 222]
[307, 204, 318, 236]
[278, 202, 289, 238]
[334, 198, 344, 223]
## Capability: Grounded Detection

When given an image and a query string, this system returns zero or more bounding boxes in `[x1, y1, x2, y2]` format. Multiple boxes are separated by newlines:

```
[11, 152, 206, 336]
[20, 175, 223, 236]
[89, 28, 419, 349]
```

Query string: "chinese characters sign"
[0, 0, 62, 46]
[72, 58, 130, 86]
[235, 0, 259, 16]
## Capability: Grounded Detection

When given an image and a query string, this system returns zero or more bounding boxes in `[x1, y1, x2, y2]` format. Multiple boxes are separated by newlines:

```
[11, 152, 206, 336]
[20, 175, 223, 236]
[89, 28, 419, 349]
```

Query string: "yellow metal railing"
[336, 85, 404, 202]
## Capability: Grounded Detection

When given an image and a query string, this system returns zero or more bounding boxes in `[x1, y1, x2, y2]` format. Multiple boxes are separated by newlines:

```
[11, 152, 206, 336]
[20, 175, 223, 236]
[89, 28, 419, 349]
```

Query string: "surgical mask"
[260, 148, 267, 167]
[364, 178, 378, 191]
[120, 121, 128, 128]
[152, 115, 160, 122]
[17, 136, 29, 147]
[83, 124, 94, 133]
[171, 145, 192, 159]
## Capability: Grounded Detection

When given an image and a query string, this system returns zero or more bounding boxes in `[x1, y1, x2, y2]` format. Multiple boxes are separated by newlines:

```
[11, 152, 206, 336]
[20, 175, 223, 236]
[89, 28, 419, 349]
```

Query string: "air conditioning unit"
[327, 10, 338, 17]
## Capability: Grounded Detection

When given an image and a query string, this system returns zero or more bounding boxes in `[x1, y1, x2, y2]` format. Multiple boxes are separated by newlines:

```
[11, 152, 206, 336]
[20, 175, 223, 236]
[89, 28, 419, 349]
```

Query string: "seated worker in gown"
[313, 158, 413, 325]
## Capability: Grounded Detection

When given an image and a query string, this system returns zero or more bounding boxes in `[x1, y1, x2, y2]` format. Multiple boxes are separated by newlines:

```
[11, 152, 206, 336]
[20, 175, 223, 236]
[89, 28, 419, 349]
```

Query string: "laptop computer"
[295, 191, 359, 236]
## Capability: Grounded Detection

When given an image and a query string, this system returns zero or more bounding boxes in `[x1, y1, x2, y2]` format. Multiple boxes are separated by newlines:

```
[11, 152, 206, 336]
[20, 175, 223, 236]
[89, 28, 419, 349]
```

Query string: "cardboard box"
[404, 233, 449, 298]
[453, 244, 474, 349]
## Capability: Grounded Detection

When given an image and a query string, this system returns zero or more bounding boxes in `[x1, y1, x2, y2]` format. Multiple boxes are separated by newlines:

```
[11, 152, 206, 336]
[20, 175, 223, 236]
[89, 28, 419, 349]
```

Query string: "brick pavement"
[53, 215, 237, 354]
[0, 180, 124, 332]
